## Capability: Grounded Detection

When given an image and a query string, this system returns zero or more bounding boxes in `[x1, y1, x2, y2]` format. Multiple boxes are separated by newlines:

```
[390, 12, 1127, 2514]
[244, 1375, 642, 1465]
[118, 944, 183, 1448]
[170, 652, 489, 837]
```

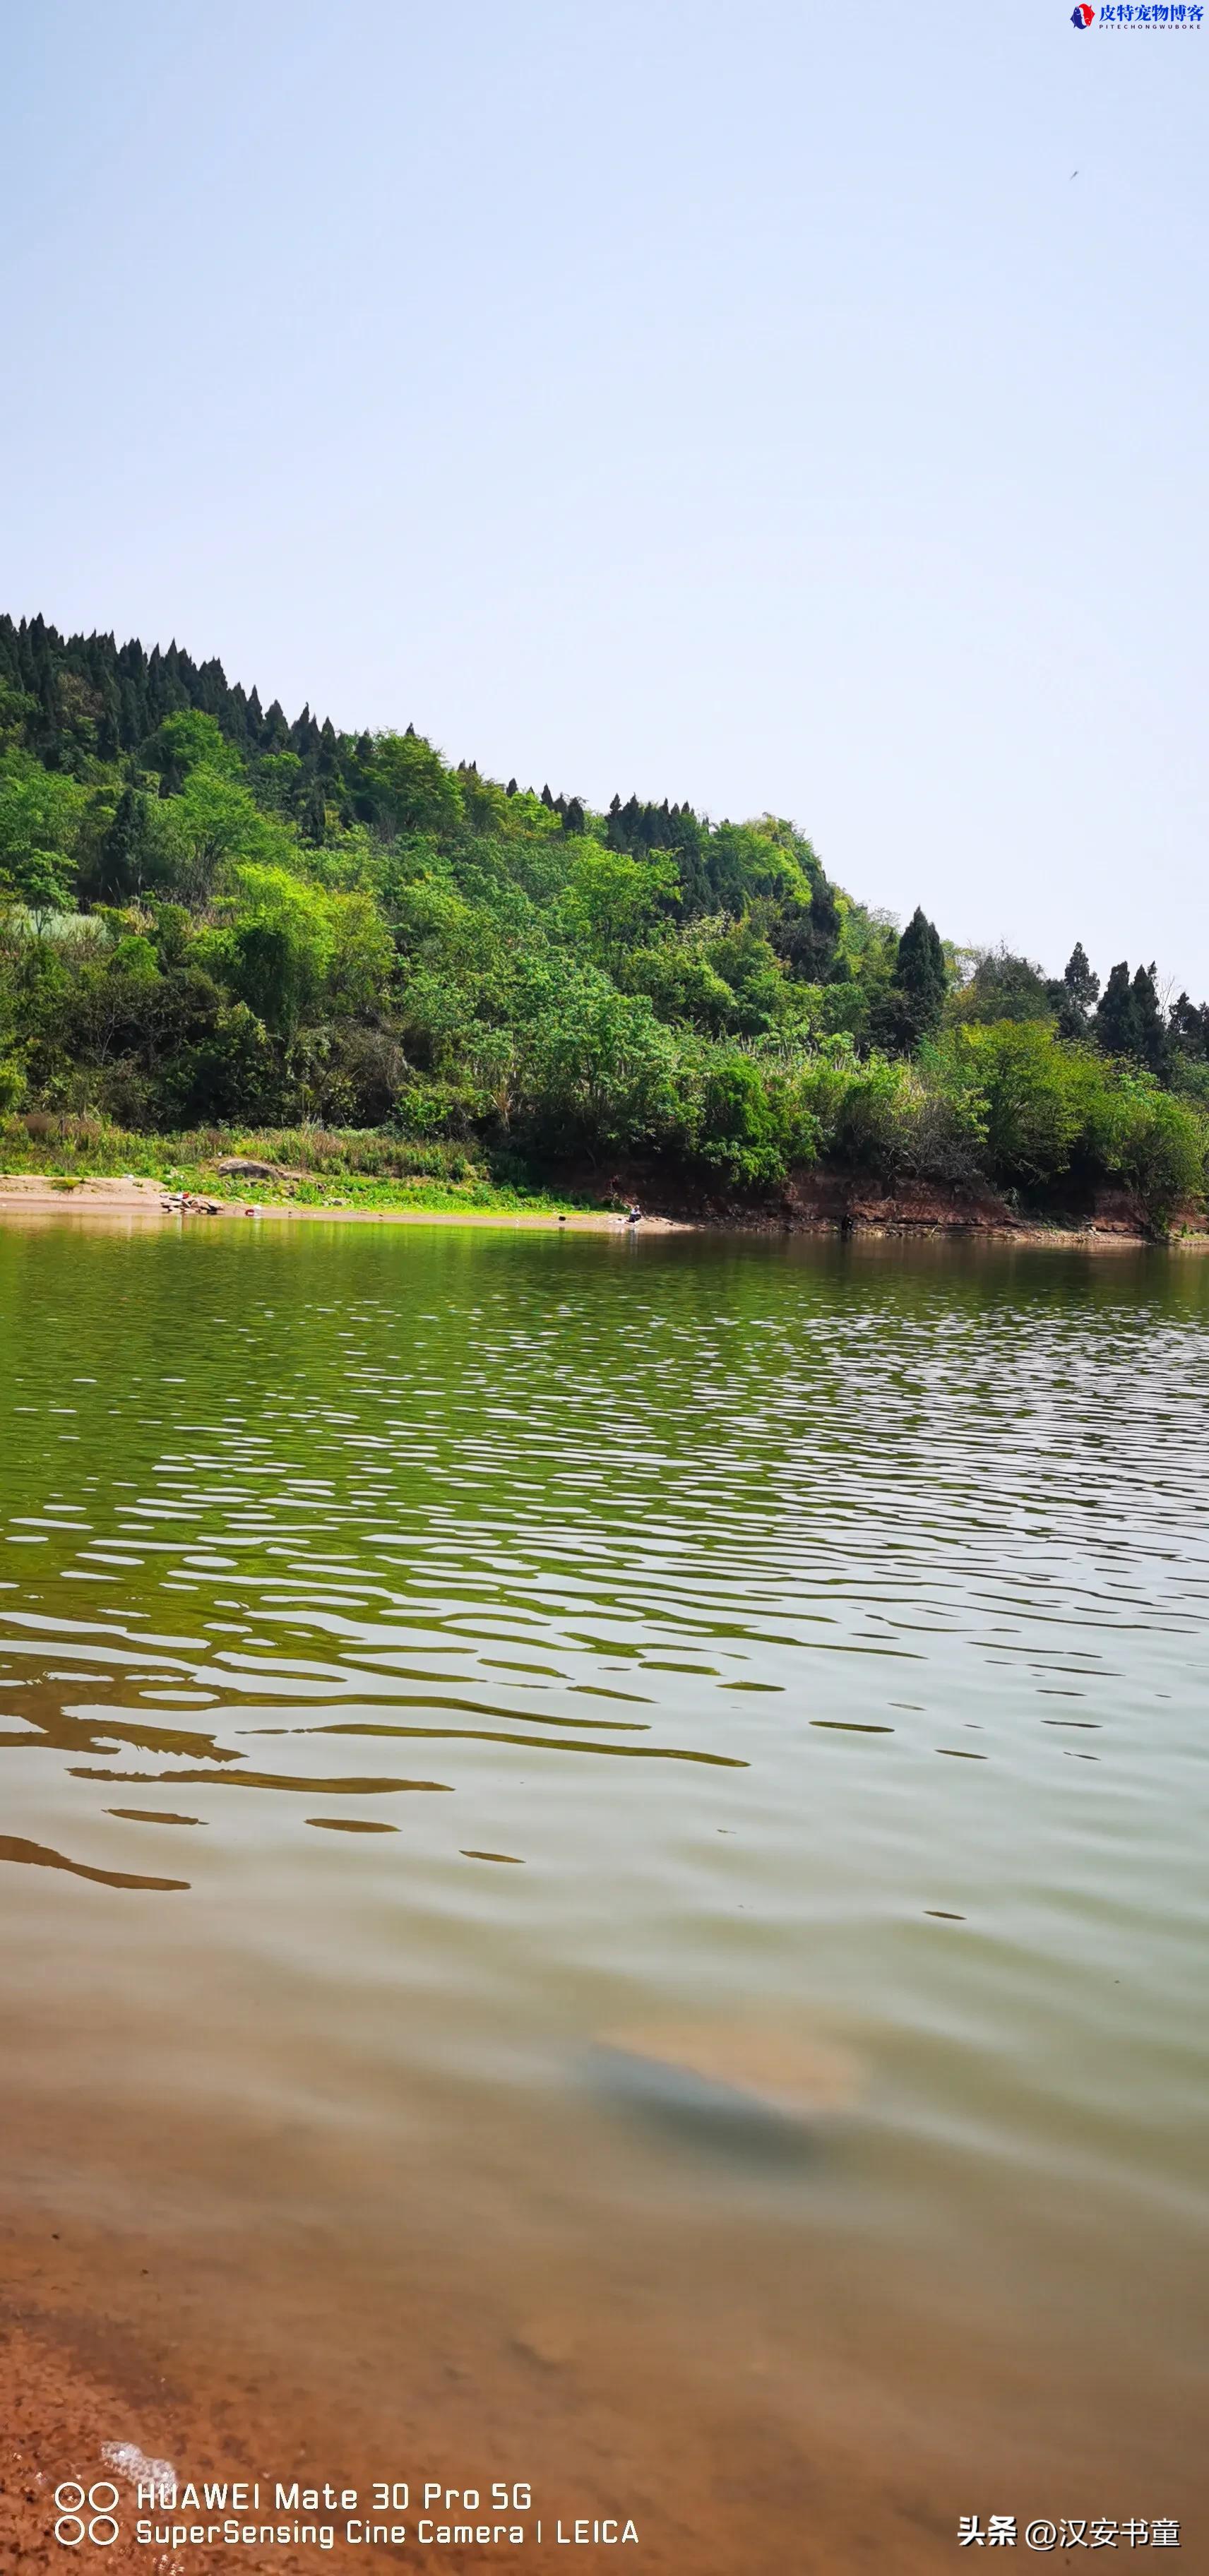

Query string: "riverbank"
[0, 1173, 674, 1229]
[0, 1169, 1205, 1245]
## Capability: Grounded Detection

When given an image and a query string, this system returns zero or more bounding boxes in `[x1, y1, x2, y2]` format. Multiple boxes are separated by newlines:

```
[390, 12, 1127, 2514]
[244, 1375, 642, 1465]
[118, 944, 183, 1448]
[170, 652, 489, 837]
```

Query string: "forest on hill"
[0, 612, 1205, 1226]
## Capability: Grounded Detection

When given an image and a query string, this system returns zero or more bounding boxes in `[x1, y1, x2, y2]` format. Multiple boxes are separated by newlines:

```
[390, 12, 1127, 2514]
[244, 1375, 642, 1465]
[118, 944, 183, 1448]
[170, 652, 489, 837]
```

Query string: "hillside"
[0, 612, 1205, 1230]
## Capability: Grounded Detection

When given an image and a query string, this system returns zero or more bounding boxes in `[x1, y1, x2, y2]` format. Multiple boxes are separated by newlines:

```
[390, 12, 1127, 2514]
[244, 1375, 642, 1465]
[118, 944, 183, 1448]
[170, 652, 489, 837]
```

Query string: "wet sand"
[4, 2156, 1202, 2576]
[4, 1947, 1203, 2576]
[0, 2204, 1076, 2576]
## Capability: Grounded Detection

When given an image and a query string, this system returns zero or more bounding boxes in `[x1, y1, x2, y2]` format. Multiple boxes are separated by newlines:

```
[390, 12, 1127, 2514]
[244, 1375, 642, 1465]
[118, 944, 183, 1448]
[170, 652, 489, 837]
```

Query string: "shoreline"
[0, 1174, 671, 1232]
[0, 1171, 1205, 1246]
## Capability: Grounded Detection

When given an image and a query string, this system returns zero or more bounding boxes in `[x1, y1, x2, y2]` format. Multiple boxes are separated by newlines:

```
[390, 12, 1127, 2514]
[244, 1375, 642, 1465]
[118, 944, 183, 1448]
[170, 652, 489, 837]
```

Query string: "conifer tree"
[1054, 941, 1099, 1037]
[878, 907, 947, 1051]
[1170, 994, 1208, 1061]
[1129, 962, 1168, 1077]
[119, 676, 147, 749]
[91, 786, 155, 900]
[775, 871, 841, 981]
[1094, 962, 1138, 1059]
[95, 675, 122, 763]
[300, 782, 328, 844]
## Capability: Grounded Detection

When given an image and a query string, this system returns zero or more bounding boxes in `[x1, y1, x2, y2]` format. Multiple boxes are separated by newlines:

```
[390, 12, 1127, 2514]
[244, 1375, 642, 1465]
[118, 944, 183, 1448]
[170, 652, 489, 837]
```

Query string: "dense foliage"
[0, 612, 1205, 1227]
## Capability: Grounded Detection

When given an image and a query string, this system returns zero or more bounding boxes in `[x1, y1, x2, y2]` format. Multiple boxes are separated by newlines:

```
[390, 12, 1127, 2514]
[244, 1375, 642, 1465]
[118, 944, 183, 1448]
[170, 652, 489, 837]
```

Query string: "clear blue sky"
[2, 1, 1205, 991]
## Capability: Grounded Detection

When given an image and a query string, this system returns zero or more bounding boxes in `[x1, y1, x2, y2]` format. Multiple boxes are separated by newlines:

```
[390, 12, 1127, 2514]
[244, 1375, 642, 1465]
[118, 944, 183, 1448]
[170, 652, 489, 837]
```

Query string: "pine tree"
[879, 907, 947, 1051]
[119, 675, 148, 749]
[300, 782, 328, 845]
[540, 783, 554, 808]
[1094, 962, 1137, 1058]
[562, 796, 586, 835]
[196, 655, 227, 716]
[1170, 994, 1208, 1061]
[776, 872, 841, 982]
[1054, 941, 1100, 1038]
[91, 787, 155, 900]
[95, 675, 122, 763]
[1063, 943, 1098, 1014]
[1130, 962, 1168, 1077]
[506, 777, 518, 797]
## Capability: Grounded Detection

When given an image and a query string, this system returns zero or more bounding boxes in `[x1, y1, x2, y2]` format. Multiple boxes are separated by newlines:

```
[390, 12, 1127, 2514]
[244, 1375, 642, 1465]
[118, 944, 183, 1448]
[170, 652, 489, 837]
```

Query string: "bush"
[1087, 1076, 1206, 1233]
[927, 1023, 1084, 1186]
[691, 1050, 790, 1187]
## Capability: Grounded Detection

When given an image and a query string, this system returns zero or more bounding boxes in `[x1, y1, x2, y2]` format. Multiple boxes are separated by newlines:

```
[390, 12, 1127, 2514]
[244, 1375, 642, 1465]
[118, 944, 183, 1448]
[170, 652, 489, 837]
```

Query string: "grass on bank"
[0, 1116, 597, 1214]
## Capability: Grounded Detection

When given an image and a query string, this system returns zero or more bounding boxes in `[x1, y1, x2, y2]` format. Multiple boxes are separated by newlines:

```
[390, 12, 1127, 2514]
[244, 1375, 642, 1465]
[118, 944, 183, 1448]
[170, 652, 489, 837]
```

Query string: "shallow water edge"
[1, 1222, 1205, 2570]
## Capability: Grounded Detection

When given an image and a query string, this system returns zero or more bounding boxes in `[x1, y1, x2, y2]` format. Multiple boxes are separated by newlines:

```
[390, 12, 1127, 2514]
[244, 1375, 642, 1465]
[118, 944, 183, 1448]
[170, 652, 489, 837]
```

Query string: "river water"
[1, 1217, 1206, 2572]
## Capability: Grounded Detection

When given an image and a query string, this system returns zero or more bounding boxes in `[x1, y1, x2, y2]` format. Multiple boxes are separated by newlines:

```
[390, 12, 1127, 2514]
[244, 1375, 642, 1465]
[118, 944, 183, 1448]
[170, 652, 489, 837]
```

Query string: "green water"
[1, 1218, 1206, 2570]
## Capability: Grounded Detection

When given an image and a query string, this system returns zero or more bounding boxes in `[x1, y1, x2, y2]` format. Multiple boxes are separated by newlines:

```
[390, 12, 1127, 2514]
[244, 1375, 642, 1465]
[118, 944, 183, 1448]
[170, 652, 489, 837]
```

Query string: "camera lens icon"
[54, 2481, 120, 2546]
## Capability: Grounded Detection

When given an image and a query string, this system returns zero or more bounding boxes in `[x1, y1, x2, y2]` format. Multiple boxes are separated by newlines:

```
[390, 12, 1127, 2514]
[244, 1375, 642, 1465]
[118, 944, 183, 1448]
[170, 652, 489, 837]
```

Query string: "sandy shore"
[0, 1175, 681, 1232]
[0, 2312, 218, 2576]
[0, 2308, 461, 2575]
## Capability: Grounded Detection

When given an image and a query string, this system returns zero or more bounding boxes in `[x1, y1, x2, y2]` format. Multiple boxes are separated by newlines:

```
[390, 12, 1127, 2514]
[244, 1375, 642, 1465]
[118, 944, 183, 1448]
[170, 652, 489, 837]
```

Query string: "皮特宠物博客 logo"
[1073, 3, 1203, 20]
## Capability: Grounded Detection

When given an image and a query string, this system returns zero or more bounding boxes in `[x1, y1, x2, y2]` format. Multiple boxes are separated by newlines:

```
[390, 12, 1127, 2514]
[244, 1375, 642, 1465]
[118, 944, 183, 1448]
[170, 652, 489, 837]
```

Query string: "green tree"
[705, 919, 790, 1034]
[326, 890, 395, 1015]
[693, 1050, 788, 1186]
[1056, 941, 1100, 1037]
[212, 865, 338, 1035]
[557, 847, 679, 965]
[954, 946, 1054, 1025]
[145, 709, 243, 790]
[1169, 993, 1207, 1061]
[619, 923, 738, 1032]
[511, 960, 680, 1152]
[364, 732, 464, 839]
[874, 907, 947, 1053]
[1128, 962, 1168, 1079]
[1094, 960, 1168, 1076]
[772, 873, 841, 982]
[934, 1022, 1085, 1186]
[1094, 962, 1137, 1058]
[85, 787, 176, 902]
[158, 765, 297, 901]
[0, 748, 86, 911]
